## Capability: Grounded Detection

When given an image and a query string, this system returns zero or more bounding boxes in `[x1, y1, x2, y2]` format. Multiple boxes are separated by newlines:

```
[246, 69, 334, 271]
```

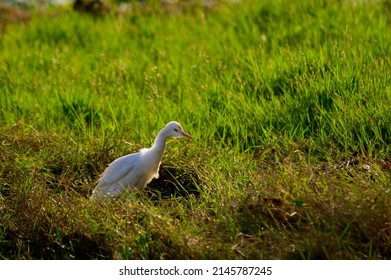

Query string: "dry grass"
[1, 126, 390, 259]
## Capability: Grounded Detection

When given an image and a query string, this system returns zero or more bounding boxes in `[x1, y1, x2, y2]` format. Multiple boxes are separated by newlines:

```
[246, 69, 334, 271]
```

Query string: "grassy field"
[0, 0, 390, 259]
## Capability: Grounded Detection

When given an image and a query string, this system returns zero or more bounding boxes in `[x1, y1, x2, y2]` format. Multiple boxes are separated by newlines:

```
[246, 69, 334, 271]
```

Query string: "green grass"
[0, 0, 391, 259]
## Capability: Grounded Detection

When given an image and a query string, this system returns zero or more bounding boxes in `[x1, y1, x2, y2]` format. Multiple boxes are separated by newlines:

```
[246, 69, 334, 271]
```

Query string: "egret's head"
[164, 121, 193, 139]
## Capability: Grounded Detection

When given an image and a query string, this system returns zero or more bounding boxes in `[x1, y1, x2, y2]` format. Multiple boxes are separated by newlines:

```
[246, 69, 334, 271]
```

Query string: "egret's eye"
[174, 128, 179, 132]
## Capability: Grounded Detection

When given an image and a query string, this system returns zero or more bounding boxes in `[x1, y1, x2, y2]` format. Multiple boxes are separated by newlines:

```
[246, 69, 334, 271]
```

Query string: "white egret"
[91, 121, 192, 201]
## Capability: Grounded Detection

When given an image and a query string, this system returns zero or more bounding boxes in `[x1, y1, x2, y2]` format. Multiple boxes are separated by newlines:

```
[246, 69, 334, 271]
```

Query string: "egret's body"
[91, 121, 192, 201]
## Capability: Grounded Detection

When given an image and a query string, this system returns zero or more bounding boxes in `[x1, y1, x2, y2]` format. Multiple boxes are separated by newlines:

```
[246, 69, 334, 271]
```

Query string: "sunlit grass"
[0, 0, 390, 259]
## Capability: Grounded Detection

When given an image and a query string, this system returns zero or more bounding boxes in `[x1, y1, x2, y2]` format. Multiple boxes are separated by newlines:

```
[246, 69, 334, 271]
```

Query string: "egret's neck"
[151, 132, 167, 157]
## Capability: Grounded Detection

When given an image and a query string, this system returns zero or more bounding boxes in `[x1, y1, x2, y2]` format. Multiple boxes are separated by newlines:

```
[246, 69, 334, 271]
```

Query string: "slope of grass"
[0, 0, 391, 259]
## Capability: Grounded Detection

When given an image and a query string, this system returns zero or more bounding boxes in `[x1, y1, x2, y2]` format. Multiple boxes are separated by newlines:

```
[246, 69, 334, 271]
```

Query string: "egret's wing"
[98, 154, 139, 187]
[91, 153, 141, 200]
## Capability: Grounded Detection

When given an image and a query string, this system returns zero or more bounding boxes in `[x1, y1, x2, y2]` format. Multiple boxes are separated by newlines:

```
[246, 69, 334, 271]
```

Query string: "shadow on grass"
[0, 229, 112, 260]
[146, 165, 201, 200]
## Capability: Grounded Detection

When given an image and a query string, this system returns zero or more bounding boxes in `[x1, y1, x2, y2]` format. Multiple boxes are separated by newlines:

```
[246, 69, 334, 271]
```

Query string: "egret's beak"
[181, 131, 193, 139]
